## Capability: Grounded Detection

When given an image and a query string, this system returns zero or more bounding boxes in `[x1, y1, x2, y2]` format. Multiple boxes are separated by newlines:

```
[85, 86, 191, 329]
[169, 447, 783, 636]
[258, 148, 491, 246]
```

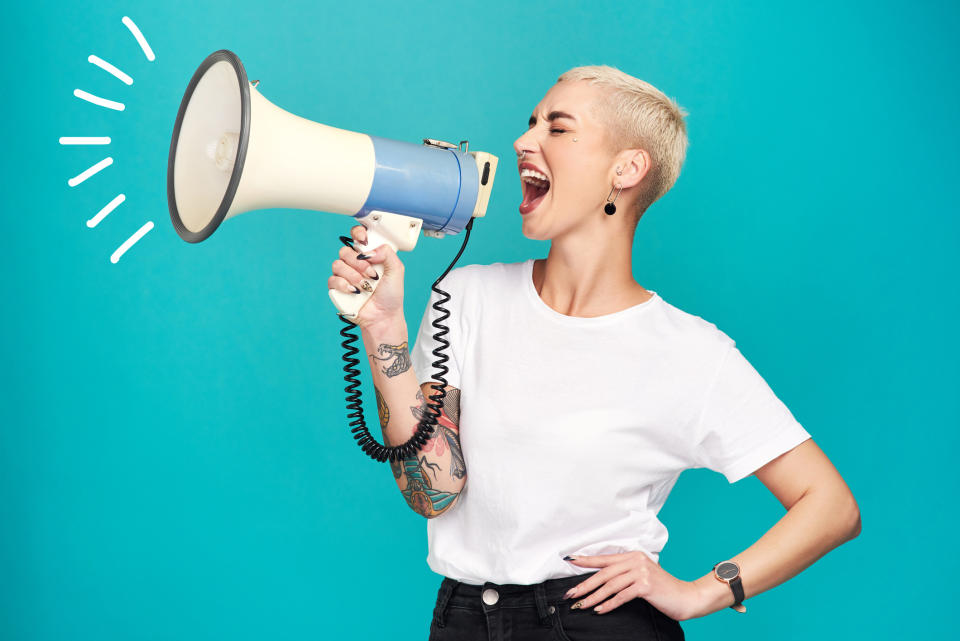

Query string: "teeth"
[520, 168, 550, 187]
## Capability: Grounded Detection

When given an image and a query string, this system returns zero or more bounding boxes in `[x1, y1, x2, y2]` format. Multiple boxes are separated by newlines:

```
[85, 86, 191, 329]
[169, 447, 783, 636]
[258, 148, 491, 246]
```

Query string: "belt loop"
[534, 580, 552, 626]
[433, 578, 457, 628]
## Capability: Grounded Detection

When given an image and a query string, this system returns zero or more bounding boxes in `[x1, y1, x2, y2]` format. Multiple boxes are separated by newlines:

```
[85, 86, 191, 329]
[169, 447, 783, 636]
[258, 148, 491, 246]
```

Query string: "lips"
[520, 180, 549, 215]
[519, 162, 550, 215]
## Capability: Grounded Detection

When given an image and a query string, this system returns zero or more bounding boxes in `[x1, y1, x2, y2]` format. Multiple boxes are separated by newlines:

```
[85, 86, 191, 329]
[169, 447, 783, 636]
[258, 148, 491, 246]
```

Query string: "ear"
[614, 148, 651, 190]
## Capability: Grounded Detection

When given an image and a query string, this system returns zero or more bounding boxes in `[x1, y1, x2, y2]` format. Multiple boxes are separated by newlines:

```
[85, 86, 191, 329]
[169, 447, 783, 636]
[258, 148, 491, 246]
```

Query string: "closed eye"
[550, 128, 566, 134]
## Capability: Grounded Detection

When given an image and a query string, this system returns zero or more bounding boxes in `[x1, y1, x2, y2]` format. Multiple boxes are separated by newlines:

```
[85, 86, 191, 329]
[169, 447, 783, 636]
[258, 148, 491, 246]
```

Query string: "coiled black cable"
[338, 217, 476, 462]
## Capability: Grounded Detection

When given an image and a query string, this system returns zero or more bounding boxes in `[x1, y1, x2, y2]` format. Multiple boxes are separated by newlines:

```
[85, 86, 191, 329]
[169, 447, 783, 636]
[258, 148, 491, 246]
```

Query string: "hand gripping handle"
[328, 211, 423, 322]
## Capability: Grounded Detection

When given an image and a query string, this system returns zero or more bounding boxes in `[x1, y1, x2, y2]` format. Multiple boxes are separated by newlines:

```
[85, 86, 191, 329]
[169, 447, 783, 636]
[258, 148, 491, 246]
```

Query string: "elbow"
[424, 496, 461, 520]
[847, 507, 862, 540]
[841, 495, 862, 540]
[409, 493, 461, 519]
[809, 485, 861, 542]
[817, 481, 861, 542]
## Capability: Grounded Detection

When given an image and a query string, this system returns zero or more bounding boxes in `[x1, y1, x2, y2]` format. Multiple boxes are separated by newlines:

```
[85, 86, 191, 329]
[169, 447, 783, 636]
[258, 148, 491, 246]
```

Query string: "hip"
[428, 571, 685, 641]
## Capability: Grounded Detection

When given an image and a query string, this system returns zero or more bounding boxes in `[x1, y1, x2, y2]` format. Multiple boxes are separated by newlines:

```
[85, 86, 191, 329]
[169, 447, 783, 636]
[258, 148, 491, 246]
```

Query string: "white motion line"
[121, 16, 155, 61]
[111, 221, 154, 264]
[74, 88, 125, 111]
[88, 194, 126, 228]
[59, 137, 111, 145]
[68, 157, 113, 187]
[88, 55, 134, 85]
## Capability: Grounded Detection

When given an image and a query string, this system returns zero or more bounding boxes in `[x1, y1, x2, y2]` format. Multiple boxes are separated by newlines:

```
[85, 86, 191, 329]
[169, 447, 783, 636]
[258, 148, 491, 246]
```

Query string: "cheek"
[555, 168, 597, 204]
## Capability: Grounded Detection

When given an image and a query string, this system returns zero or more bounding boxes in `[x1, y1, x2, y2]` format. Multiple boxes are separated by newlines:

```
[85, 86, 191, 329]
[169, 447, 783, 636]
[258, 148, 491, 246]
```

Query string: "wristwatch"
[713, 560, 747, 613]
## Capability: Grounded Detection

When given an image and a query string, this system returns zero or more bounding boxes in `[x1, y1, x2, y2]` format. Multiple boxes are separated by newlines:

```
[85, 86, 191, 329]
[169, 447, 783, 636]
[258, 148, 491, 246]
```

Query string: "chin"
[519, 214, 554, 242]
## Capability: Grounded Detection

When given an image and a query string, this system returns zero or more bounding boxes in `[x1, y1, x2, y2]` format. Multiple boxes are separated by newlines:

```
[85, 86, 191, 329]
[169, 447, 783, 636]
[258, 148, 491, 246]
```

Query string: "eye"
[550, 128, 566, 134]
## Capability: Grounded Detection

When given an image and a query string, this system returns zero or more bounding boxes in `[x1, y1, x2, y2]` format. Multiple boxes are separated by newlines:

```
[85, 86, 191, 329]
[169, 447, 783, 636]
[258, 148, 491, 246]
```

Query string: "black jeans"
[428, 571, 685, 640]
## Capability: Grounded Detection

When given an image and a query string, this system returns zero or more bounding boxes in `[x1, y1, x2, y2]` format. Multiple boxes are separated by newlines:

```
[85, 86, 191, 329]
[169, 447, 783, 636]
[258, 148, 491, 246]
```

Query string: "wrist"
[360, 313, 407, 337]
[691, 572, 735, 618]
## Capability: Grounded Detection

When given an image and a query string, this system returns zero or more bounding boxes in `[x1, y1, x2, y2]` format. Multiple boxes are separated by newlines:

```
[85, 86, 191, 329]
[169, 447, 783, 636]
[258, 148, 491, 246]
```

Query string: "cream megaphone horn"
[167, 49, 498, 321]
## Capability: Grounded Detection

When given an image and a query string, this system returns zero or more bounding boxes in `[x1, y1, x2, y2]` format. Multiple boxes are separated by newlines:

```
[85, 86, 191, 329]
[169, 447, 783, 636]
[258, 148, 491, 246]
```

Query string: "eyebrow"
[528, 110, 577, 126]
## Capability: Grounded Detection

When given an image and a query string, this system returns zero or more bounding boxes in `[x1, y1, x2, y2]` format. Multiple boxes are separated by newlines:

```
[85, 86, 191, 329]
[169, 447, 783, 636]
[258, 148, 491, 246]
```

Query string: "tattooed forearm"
[375, 386, 402, 480]
[375, 385, 390, 426]
[401, 455, 458, 517]
[374, 378, 465, 518]
[368, 341, 411, 378]
[411, 386, 466, 481]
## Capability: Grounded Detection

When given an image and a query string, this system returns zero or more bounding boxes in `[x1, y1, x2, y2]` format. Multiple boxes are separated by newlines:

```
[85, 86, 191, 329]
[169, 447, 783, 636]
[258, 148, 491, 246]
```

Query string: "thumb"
[364, 243, 403, 278]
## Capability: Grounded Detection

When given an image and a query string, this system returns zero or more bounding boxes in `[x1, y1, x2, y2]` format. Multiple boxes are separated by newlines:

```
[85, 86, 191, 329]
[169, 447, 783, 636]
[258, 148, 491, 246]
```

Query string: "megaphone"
[167, 49, 498, 321]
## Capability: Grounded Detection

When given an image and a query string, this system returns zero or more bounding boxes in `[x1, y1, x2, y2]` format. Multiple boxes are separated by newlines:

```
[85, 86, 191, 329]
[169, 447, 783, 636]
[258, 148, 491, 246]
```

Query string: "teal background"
[4, 0, 956, 638]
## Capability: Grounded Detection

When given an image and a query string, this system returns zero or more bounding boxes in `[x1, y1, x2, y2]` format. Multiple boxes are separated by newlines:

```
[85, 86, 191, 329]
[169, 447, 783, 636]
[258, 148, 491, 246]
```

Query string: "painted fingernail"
[356, 253, 371, 260]
[571, 601, 583, 610]
[564, 588, 575, 599]
[563, 555, 577, 561]
[594, 606, 602, 613]
[351, 286, 361, 294]
[365, 268, 378, 279]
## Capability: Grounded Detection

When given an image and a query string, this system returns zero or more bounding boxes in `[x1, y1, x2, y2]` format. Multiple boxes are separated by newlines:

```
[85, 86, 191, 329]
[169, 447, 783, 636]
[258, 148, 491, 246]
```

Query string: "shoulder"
[651, 295, 736, 355]
[443, 260, 527, 289]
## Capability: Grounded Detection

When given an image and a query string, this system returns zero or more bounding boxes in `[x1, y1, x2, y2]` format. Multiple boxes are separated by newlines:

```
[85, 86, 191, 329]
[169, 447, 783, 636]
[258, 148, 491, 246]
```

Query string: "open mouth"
[520, 168, 550, 215]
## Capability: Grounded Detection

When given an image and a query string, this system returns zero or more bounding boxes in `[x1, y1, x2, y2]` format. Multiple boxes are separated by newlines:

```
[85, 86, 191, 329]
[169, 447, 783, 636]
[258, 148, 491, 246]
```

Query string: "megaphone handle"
[328, 226, 394, 322]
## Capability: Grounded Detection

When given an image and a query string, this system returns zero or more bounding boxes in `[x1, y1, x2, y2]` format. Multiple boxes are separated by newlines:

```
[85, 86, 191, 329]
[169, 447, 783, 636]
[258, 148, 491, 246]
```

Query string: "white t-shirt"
[408, 258, 811, 586]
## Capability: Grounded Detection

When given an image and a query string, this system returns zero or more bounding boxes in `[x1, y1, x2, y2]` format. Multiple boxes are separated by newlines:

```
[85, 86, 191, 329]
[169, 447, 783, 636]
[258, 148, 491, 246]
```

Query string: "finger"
[350, 224, 368, 247]
[574, 552, 632, 562]
[594, 583, 641, 615]
[564, 566, 628, 602]
[360, 243, 403, 275]
[570, 574, 634, 611]
[328, 274, 361, 294]
[332, 259, 370, 291]
[568, 553, 624, 568]
[338, 246, 378, 280]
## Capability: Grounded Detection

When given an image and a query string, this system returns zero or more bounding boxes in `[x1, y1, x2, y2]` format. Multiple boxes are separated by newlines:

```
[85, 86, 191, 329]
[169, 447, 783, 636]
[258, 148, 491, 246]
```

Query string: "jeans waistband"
[433, 572, 600, 627]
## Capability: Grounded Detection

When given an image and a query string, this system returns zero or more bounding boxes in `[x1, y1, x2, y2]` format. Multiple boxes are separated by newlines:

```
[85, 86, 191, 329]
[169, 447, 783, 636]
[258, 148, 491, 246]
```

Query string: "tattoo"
[376, 382, 466, 517]
[400, 455, 459, 517]
[369, 341, 411, 378]
[375, 385, 390, 426]
[412, 386, 466, 480]
[375, 386, 402, 479]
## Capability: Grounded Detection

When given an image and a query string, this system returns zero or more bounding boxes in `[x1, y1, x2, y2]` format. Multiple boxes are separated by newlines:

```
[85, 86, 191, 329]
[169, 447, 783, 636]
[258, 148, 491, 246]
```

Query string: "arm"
[361, 313, 467, 519]
[687, 438, 861, 618]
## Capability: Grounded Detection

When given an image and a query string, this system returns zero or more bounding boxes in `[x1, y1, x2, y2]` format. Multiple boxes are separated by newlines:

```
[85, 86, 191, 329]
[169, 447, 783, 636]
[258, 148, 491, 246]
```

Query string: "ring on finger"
[570, 578, 627, 611]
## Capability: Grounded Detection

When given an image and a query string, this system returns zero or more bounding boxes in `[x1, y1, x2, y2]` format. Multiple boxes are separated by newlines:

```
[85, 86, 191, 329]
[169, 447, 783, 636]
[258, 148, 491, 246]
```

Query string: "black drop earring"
[604, 183, 623, 216]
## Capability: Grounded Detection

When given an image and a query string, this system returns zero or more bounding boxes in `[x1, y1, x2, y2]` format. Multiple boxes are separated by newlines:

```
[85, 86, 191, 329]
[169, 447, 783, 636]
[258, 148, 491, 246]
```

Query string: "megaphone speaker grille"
[167, 50, 251, 242]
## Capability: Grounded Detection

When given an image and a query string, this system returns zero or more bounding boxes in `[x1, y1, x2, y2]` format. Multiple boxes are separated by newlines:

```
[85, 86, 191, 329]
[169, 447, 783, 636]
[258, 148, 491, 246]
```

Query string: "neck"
[533, 229, 651, 318]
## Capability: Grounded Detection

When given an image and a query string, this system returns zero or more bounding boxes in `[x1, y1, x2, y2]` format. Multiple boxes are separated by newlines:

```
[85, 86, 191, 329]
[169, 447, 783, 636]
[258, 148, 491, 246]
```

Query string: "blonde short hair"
[557, 65, 689, 219]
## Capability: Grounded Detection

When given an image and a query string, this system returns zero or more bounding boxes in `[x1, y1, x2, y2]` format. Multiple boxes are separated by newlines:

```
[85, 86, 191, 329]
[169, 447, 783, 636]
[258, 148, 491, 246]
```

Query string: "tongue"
[522, 182, 549, 210]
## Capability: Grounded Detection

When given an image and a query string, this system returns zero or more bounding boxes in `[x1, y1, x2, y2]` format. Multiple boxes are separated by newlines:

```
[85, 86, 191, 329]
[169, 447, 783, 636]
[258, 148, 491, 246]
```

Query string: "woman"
[328, 66, 861, 640]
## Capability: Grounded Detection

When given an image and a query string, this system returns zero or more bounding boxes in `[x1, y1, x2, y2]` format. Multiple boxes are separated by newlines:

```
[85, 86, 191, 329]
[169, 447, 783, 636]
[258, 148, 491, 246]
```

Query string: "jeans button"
[548, 605, 556, 614]
[482, 588, 499, 605]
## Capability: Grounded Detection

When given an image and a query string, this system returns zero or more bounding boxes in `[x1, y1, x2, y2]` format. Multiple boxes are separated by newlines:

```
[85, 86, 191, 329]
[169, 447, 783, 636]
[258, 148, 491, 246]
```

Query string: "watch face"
[715, 561, 739, 580]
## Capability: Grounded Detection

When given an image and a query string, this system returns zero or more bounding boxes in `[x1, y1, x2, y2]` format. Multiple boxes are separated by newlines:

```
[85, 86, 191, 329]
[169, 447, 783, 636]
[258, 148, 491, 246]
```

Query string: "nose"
[513, 129, 537, 159]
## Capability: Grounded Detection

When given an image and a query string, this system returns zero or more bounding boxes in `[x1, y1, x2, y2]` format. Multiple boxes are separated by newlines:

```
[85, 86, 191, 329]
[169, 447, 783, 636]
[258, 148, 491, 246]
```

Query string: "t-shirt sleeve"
[691, 342, 812, 483]
[408, 270, 468, 390]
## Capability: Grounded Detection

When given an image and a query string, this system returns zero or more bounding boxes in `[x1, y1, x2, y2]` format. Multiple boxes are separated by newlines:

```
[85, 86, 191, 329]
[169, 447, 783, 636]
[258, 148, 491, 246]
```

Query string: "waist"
[441, 571, 599, 609]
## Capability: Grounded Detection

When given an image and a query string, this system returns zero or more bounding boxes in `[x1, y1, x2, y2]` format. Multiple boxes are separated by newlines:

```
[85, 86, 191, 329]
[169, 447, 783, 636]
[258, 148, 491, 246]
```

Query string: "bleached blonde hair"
[557, 65, 689, 221]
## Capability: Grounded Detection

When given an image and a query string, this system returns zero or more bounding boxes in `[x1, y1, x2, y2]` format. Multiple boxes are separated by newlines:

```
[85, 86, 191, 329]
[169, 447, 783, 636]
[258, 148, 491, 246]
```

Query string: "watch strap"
[729, 575, 746, 612]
